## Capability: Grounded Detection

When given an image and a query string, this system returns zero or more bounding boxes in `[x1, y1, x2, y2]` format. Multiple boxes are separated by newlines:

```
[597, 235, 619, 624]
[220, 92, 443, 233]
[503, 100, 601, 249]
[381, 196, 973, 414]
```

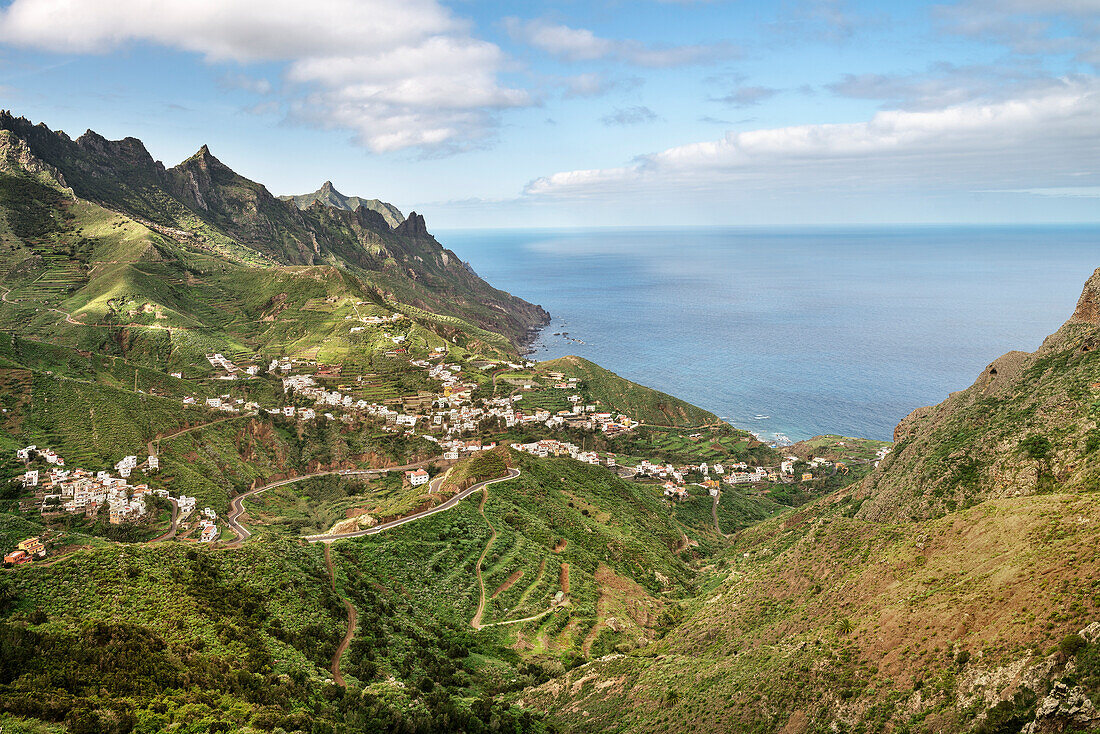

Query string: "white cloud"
[936, 0, 1100, 67]
[825, 61, 1065, 110]
[505, 18, 740, 67]
[524, 78, 1100, 199]
[601, 106, 660, 126]
[0, 0, 530, 153]
[992, 186, 1100, 198]
[714, 85, 779, 107]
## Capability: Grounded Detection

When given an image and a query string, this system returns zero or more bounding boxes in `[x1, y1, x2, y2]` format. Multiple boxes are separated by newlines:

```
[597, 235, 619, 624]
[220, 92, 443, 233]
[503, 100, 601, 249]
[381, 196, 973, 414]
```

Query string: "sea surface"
[437, 226, 1100, 443]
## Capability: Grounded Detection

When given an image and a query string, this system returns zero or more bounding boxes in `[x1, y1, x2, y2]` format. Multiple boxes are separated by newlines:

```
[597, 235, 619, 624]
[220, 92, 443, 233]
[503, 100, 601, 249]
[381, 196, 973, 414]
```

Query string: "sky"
[0, 0, 1098, 227]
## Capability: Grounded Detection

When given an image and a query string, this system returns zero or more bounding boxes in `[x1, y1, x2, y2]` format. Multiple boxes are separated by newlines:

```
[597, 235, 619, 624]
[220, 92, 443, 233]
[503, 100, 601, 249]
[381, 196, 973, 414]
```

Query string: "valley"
[0, 113, 1098, 734]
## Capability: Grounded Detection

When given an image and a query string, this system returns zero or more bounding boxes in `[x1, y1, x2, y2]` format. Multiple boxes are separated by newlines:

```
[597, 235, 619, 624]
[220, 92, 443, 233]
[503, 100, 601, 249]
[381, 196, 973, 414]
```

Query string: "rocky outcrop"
[280, 181, 405, 229]
[1022, 682, 1099, 733]
[394, 211, 429, 238]
[893, 405, 933, 442]
[0, 129, 69, 190]
[1071, 267, 1100, 325]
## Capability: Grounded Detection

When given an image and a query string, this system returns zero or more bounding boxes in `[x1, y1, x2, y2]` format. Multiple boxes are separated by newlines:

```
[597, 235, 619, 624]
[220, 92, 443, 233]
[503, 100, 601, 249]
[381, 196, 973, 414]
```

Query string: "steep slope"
[520, 267, 1100, 734]
[280, 181, 405, 229]
[858, 267, 1100, 522]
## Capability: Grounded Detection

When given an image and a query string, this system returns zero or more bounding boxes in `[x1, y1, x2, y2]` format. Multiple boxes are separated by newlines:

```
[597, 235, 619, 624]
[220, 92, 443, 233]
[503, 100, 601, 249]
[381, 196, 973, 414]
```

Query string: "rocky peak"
[189, 144, 219, 169]
[395, 211, 429, 238]
[319, 180, 336, 194]
[1070, 267, 1100, 325]
[354, 205, 392, 232]
[75, 129, 157, 169]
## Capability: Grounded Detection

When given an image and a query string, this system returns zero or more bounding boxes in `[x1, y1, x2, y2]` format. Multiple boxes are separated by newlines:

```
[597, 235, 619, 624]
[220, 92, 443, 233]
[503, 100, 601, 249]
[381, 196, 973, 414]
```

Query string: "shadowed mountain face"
[0, 111, 549, 348]
[279, 181, 405, 230]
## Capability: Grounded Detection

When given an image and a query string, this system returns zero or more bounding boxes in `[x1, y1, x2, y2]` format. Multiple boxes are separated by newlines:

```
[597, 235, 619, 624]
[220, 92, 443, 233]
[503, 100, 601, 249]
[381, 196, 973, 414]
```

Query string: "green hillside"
[9, 109, 1100, 734]
[0, 445, 749, 734]
[0, 113, 549, 354]
[537, 355, 719, 427]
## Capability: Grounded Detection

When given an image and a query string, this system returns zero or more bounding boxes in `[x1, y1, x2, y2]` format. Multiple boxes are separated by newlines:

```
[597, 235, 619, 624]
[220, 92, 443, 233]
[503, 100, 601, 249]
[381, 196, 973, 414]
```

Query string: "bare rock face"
[0, 130, 69, 189]
[1022, 682, 1099, 733]
[395, 211, 429, 238]
[1071, 267, 1100, 324]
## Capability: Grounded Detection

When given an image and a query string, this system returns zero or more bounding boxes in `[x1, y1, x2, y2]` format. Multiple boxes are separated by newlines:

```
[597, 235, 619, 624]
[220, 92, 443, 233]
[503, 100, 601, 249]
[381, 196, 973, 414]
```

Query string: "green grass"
[537, 356, 719, 428]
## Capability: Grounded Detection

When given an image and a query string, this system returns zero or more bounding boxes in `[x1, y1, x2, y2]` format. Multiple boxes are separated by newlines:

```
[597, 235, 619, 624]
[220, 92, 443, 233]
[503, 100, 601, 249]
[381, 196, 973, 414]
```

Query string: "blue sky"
[0, 0, 1098, 227]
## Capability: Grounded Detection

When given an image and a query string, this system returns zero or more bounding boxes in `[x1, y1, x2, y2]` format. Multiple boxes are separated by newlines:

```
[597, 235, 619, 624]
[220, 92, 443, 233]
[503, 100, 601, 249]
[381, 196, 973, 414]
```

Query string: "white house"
[406, 469, 430, 486]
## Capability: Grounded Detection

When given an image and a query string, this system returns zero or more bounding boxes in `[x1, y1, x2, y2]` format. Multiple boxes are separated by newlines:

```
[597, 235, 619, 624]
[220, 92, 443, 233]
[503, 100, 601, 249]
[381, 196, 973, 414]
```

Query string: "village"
[174, 346, 639, 443]
[3, 310, 890, 561]
[509, 438, 851, 501]
[4, 443, 224, 564]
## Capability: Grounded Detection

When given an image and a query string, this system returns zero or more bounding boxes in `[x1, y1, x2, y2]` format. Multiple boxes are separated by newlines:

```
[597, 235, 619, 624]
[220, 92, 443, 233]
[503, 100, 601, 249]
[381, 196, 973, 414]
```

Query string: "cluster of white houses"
[271, 361, 638, 441]
[511, 439, 603, 465]
[510, 440, 775, 493]
[14, 446, 209, 528]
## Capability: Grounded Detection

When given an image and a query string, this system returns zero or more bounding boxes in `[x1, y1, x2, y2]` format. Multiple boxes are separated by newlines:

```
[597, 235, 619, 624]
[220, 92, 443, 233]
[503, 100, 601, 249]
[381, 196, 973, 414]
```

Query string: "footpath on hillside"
[323, 544, 357, 688]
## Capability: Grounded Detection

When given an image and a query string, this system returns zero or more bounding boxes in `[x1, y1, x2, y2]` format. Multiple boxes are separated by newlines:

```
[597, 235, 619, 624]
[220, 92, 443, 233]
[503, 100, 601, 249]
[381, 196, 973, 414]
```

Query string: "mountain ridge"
[0, 111, 550, 350]
[279, 181, 405, 230]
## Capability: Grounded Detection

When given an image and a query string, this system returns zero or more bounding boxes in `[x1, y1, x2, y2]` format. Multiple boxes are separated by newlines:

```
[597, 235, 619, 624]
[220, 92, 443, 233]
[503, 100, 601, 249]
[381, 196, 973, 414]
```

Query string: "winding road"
[154, 412, 256, 448]
[149, 498, 180, 543]
[225, 457, 444, 544]
[470, 485, 498, 630]
[712, 493, 732, 539]
[302, 468, 521, 544]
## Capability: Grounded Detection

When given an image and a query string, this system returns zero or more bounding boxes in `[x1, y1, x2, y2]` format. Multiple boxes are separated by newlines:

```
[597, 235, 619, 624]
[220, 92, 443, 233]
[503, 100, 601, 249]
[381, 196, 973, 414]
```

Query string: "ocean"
[437, 226, 1100, 443]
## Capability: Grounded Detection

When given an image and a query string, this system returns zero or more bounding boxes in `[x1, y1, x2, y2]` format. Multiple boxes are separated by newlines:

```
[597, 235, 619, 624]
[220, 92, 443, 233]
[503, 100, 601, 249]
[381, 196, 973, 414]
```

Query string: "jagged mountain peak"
[73, 128, 157, 168]
[179, 143, 223, 170]
[0, 110, 549, 346]
[279, 182, 405, 229]
[395, 211, 428, 238]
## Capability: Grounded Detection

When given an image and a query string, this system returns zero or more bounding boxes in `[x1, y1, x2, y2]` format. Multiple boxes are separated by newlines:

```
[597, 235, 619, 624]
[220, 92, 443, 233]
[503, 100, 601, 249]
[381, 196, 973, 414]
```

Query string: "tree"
[1019, 434, 1054, 489]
